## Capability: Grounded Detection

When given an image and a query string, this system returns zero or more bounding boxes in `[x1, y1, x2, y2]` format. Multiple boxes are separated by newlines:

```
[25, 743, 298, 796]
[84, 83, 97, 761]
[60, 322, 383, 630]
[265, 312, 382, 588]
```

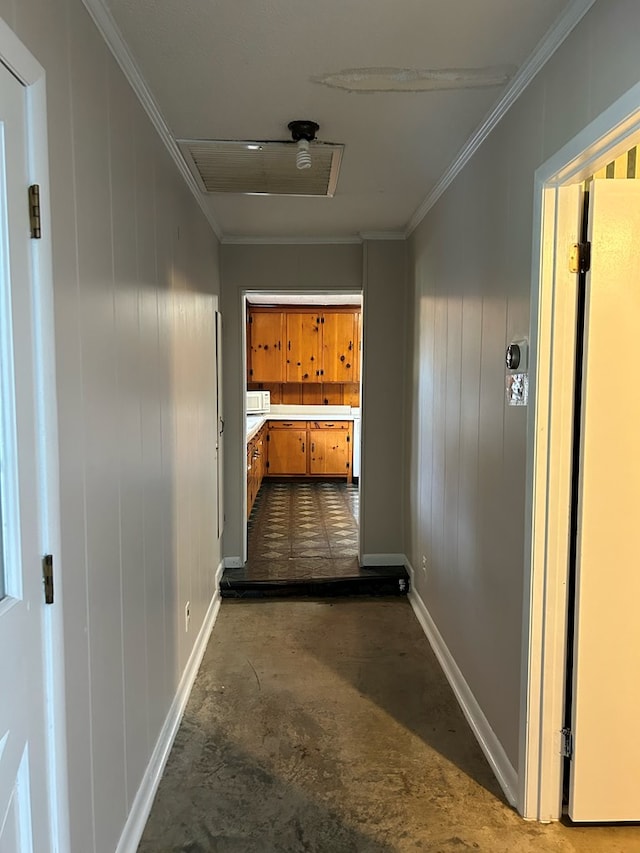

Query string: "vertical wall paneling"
[3, 3, 222, 851]
[406, 0, 640, 778]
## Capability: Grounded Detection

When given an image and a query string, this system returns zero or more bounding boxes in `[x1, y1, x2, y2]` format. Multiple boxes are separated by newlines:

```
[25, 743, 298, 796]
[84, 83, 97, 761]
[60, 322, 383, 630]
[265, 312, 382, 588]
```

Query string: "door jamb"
[0, 20, 69, 850]
[519, 79, 640, 821]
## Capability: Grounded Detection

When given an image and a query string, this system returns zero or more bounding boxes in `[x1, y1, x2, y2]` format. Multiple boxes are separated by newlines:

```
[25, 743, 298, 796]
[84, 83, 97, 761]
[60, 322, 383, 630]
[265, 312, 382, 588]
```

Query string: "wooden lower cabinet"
[309, 429, 350, 476]
[265, 420, 352, 481]
[247, 424, 267, 517]
[267, 424, 307, 475]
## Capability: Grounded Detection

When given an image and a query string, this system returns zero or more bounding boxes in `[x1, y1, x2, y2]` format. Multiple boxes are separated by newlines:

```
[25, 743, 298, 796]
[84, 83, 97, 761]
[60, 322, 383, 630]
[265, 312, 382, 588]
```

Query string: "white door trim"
[0, 19, 69, 850]
[519, 79, 640, 821]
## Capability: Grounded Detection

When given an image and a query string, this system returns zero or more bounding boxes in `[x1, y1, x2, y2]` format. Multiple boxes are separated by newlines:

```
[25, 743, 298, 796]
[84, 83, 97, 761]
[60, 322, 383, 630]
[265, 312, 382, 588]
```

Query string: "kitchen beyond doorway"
[221, 479, 409, 597]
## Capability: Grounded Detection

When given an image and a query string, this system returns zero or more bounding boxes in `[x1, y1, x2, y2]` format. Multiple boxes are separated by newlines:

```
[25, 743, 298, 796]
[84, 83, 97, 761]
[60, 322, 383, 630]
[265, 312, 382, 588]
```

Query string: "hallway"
[137, 600, 640, 852]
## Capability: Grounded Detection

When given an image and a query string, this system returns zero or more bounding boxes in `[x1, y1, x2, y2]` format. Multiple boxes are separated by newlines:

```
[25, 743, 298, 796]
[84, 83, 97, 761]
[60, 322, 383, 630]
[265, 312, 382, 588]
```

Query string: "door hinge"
[266, 433, 270, 441]
[266, 461, 270, 469]
[561, 727, 573, 759]
[569, 241, 591, 274]
[43, 554, 54, 604]
[28, 184, 42, 239]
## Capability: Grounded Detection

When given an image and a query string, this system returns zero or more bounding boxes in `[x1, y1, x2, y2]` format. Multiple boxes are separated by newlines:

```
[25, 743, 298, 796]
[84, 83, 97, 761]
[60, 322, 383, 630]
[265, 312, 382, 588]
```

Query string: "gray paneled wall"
[0, 1, 222, 851]
[405, 0, 640, 772]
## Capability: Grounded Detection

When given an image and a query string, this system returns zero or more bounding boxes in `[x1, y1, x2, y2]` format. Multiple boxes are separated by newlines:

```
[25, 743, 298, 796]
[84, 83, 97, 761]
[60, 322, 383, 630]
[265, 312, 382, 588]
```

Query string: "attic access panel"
[178, 139, 344, 197]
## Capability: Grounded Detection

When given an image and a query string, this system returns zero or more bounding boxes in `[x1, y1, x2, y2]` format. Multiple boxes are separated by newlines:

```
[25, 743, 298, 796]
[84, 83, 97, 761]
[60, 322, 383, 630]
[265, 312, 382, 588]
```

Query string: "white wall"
[0, 1, 222, 851]
[405, 0, 640, 771]
[220, 241, 407, 565]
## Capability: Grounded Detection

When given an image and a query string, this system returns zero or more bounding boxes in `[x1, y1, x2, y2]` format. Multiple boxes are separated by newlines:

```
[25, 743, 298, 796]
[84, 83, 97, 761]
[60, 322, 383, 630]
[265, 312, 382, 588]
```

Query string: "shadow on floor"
[137, 670, 396, 853]
[140, 600, 640, 853]
[289, 597, 509, 805]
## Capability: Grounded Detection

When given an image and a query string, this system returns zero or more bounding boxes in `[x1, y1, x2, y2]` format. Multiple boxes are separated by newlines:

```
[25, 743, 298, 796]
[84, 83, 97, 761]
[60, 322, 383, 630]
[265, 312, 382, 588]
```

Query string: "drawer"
[311, 420, 350, 429]
[268, 420, 307, 429]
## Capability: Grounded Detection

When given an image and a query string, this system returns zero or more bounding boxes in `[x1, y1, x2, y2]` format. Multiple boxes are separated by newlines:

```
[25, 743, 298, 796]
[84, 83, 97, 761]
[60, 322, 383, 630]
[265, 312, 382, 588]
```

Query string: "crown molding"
[221, 235, 362, 245]
[359, 231, 406, 241]
[81, 0, 223, 241]
[406, 0, 598, 236]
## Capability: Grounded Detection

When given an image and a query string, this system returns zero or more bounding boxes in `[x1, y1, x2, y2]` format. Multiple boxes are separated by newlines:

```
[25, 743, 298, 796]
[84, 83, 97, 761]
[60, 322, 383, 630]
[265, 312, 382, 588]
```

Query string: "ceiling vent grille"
[177, 139, 344, 197]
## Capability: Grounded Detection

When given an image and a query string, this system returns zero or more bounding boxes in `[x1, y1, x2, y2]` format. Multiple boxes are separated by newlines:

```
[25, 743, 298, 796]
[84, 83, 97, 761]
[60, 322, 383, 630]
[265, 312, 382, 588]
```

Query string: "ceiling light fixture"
[288, 120, 319, 170]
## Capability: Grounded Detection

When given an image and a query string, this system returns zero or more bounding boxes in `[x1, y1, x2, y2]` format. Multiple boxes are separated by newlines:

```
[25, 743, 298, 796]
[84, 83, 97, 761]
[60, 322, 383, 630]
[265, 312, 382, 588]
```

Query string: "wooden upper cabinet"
[322, 312, 359, 383]
[249, 311, 284, 382]
[286, 312, 321, 382]
[248, 306, 361, 384]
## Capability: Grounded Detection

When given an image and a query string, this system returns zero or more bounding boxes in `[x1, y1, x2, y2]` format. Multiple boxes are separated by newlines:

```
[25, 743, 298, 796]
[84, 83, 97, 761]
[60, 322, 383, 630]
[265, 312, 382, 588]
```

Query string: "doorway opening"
[520, 82, 640, 823]
[244, 292, 362, 591]
[220, 290, 409, 597]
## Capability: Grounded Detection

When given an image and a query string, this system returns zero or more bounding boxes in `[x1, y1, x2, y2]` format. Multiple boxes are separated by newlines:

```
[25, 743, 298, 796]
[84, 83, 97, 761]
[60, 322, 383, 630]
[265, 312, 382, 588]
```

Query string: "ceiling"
[93, 0, 594, 241]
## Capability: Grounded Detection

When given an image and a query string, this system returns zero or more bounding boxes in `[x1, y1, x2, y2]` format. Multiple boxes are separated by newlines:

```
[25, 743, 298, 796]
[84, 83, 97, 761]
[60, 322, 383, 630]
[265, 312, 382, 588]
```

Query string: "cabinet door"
[249, 311, 284, 382]
[247, 442, 255, 517]
[286, 312, 321, 382]
[354, 310, 362, 382]
[309, 427, 351, 476]
[267, 428, 307, 474]
[322, 312, 358, 382]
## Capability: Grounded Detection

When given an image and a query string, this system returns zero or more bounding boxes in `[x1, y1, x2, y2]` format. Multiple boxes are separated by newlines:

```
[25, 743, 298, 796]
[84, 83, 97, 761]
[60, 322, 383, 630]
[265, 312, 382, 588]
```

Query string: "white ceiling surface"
[103, 0, 582, 240]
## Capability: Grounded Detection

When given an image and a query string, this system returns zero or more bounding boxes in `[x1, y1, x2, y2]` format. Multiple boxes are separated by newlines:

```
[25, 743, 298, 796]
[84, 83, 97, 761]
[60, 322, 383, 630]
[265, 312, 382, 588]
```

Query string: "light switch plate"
[506, 372, 528, 406]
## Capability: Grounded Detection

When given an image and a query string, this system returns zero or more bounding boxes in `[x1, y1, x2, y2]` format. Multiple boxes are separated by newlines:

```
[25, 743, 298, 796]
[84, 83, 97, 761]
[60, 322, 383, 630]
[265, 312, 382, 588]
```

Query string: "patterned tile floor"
[243, 480, 360, 581]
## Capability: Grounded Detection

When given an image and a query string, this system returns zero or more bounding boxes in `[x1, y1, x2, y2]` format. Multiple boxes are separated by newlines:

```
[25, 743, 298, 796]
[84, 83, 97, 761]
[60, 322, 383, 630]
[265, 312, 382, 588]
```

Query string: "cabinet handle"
[349, 340, 353, 351]
[302, 442, 305, 452]
[311, 442, 315, 452]
[325, 423, 334, 427]
[288, 341, 291, 350]
[278, 341, 281, 350]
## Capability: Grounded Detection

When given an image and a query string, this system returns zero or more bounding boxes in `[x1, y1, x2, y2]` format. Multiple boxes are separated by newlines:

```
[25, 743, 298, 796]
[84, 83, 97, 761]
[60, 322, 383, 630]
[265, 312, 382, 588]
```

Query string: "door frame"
[519, 79, 640, 821]
[240, 289, 364, 565]
[0, 20, 69, 849]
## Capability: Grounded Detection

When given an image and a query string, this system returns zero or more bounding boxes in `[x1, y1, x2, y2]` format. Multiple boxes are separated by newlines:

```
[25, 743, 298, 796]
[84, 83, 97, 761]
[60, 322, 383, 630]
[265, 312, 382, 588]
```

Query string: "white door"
[0, 63, 52, 851]
[569, 179, 640, 822]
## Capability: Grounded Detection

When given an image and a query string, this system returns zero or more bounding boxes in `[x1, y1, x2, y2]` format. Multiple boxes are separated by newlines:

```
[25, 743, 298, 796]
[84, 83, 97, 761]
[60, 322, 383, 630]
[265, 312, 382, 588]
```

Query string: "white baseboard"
[116, 561, 225, 853]
[361, 552, 406, 567]
[223, 556, 243, 568]
[407, 580, 518, 807]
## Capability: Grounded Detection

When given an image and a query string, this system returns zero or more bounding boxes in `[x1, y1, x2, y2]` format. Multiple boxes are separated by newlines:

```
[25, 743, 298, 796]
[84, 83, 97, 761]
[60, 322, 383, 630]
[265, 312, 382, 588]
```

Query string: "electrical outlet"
[185, 601, 190, 632]
[421, 555, 427, 573]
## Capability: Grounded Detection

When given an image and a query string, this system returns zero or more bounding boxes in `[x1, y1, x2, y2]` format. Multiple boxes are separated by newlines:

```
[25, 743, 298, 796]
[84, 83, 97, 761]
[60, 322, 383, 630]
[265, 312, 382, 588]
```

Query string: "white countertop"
[247, 406, 360, 441]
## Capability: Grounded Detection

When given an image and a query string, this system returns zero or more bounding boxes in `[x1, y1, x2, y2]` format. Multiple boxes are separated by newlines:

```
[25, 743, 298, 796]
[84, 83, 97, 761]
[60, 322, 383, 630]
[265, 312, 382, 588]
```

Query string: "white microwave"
[246, 390, 270, 414]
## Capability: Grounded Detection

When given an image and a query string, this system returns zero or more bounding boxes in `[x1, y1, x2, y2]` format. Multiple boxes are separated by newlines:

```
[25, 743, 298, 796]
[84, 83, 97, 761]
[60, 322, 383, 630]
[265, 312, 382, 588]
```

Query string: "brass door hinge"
[28, 185, 41, 239]
[569, 242, 591, 274]
[43, 554, 54, 604]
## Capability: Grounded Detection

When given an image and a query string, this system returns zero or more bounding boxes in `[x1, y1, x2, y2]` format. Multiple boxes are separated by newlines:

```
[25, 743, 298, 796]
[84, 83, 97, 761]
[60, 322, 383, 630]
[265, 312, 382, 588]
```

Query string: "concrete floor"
[138, 599, 640, 853]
